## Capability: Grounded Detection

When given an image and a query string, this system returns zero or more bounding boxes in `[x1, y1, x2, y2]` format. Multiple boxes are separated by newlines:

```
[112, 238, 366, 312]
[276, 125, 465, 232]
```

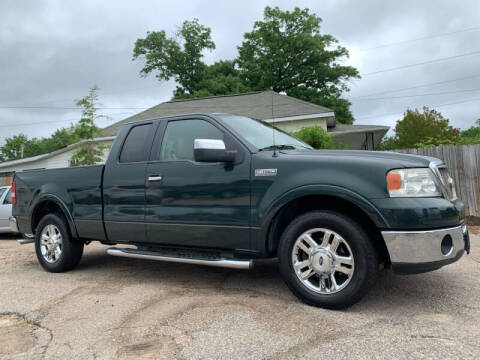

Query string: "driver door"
[145, 117, 251, 250]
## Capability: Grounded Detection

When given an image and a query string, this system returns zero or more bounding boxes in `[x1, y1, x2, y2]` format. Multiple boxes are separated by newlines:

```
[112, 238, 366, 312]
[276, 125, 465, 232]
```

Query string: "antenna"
[271, 89, 278, 157]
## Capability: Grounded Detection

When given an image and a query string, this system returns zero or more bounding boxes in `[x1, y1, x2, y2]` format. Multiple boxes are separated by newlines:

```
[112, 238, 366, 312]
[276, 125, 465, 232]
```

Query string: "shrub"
[291, 126, 335, 149]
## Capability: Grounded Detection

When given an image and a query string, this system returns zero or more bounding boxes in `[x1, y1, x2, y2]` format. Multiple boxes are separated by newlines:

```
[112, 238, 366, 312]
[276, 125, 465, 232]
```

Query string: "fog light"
[441, 235, 453, 256]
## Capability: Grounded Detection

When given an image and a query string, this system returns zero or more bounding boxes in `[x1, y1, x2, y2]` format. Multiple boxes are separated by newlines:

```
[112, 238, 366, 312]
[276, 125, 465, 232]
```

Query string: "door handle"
[148, 175, 163, 182]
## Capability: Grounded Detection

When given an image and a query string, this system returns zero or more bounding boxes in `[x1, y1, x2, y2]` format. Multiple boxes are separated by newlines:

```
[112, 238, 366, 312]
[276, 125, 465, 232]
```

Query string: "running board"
[18, 238, 35, 245]
[106, 247, 253, 270]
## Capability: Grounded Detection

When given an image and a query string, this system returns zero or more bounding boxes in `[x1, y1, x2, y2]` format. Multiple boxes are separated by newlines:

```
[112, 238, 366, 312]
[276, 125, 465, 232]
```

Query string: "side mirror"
[194, 139, 236, 163]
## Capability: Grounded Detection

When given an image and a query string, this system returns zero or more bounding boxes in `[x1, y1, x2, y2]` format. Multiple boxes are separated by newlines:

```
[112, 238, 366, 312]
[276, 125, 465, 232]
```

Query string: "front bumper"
[382, 225, 469, 274]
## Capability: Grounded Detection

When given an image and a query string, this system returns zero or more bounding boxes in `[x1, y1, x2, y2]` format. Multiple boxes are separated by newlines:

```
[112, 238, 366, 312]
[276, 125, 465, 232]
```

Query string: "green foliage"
[133, 19, 215, 96]
[460, 119, 480, 144]
[291, 126, 335, 149]
[381, 107, 460, 150]
[69, 141, 108, 167]
[173, 60, 250, 99]
[414, 136, 459, 148]
[133, 7, 359, 123]
[70, 85, 106, 166]
[237, 7, 359, 124]
[0, 86, 106, 165]
[0, 129, 78, 162]
[377, 136, 396, 151]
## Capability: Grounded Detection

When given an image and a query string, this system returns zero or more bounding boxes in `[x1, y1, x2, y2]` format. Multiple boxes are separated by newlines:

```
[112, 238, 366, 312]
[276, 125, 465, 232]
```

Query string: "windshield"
[218, 115, 312, 150]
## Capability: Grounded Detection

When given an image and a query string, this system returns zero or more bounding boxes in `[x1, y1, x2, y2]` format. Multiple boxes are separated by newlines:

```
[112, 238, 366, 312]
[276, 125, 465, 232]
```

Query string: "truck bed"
[13, 165, 105, 240]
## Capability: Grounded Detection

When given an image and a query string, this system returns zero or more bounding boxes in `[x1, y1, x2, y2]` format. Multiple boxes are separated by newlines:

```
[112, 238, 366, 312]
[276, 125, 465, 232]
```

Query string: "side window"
[159, 119, 224, 161]
[3, 190, 11, 205]
[119, 124, 153, 163]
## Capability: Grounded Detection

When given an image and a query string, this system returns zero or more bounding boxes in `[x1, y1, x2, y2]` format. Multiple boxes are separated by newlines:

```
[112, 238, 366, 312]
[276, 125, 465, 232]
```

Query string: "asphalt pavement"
[1, 229, 479, 359]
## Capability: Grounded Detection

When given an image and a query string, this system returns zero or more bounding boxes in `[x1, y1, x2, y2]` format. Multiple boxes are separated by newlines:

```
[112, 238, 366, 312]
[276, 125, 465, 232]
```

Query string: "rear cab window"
[119, 123, 154, 163]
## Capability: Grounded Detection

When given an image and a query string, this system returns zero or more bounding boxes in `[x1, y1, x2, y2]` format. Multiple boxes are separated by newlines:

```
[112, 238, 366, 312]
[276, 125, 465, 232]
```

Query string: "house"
[0, 137, 114, 185]
[0, 91, 388, 184]
[103, 91, 389, 149]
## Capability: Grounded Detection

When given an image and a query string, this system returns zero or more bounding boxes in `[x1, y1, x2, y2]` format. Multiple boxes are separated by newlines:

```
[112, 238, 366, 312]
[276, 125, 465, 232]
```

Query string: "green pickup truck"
[10, 113, 470, 309]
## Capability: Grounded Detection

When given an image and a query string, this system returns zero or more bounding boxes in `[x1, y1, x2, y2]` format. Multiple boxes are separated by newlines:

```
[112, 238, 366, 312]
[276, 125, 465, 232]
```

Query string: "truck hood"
[282, 149, 439, 168]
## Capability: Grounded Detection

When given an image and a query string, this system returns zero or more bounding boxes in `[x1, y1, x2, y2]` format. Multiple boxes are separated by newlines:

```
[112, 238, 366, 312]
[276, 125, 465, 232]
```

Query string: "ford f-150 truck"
[10, 113, 470, 309]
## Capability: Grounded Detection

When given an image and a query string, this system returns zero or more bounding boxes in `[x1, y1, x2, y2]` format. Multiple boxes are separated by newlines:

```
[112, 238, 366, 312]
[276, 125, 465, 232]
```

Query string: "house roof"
[103, 90, 335, 136]
[0, 136, 115, 169]
[329, 124, 390, 134]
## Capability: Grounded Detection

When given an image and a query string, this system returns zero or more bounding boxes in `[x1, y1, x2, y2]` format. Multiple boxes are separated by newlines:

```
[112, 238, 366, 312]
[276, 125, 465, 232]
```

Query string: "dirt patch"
[469, 225, 480, 235]
[0, 314, 38, 357]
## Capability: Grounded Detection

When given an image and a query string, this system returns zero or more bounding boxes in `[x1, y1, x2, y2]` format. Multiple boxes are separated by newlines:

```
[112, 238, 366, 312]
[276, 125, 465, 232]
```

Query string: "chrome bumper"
[382, 225, 468, 274]
[9, 216, 19, 233]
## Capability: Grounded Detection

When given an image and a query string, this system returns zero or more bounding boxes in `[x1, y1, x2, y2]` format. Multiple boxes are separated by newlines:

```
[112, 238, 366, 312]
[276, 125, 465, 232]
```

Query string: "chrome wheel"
[40, 224, 63, 263]
[291, 228, 355, 294]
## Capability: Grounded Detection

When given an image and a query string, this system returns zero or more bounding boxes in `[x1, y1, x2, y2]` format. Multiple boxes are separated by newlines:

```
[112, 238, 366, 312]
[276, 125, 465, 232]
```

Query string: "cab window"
[159, 119, 223, 161]
[119, 123, 153, 163]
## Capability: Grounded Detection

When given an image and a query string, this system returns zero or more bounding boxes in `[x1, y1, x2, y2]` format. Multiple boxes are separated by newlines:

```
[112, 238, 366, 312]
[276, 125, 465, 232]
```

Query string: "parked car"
[10, 113, 470, 309]
[0, 186, 16, 233]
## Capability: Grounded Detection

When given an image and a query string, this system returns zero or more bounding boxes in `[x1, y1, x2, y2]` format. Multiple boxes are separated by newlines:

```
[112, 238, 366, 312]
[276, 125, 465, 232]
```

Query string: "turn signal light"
[386, 171, 402, 191]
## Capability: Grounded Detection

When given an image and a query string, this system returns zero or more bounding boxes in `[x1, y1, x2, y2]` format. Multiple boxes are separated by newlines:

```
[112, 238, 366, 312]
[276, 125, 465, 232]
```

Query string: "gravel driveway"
[1, 229, 479, 359]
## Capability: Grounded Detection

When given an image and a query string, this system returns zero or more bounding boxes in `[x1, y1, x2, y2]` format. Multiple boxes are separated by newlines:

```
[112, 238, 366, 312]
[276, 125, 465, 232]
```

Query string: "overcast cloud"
[1, 0, 479, 143]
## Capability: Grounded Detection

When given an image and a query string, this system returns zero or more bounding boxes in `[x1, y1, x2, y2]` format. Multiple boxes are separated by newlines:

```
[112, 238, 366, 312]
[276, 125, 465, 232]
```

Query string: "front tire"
[35, 213, 84, 273]
[278, 210, 378, 309]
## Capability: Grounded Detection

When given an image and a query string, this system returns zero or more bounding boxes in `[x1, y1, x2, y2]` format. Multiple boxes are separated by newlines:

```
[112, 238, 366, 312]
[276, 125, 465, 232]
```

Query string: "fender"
[255, 184, 390, 251]
[30, 194, 79, 239]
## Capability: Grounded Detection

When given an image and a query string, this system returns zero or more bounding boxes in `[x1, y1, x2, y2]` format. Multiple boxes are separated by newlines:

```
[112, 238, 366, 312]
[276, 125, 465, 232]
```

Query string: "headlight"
[386, 168, 442, 197]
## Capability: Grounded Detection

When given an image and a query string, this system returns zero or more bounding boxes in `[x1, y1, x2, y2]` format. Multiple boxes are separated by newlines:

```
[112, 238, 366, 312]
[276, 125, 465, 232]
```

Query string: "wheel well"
[266, 195, 390, 264]
[32, 201, 74, 239]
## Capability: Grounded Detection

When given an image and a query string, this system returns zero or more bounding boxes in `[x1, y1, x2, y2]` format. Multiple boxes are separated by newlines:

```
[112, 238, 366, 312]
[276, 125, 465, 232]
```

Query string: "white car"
[0, 186, 17, 233]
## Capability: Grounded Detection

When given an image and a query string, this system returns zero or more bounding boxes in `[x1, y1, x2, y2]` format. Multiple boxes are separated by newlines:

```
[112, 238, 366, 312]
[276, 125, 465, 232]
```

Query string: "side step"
[18, 238, 35, 245]
[106, 247, 254, 270]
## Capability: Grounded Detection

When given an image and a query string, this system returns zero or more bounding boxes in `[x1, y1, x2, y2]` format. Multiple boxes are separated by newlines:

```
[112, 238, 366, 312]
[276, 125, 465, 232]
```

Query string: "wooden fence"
[394, 144, 480, 218]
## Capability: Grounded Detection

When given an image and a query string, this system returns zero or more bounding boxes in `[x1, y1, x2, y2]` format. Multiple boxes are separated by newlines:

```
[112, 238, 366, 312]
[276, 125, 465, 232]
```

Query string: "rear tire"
[35, 213, 83, 273]
[278, 210, 378, 309]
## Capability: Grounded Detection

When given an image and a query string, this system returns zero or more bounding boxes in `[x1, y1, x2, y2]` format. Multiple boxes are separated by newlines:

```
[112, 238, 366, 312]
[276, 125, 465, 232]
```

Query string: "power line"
[355, 96, 480, 121]
[352, 87, 480, 101]
[0, 112, 136, 129]
[0, 100, 317, 112]
[0, 105, 148, 110]
[358, 26, 480, 52]
[362, 50, 480, 76]
[349, 74, 480, 99]
[14, 84, 165, 107]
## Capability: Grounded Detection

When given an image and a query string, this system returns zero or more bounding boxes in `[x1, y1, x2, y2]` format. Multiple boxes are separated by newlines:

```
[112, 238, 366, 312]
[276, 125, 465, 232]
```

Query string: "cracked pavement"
[1, 228, 479, 359]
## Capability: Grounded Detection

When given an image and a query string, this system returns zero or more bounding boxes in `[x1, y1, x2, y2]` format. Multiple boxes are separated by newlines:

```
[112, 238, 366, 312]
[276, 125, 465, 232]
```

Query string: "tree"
[385, 107, 460, 149]
[70, 85, 106, 167]
[132, 8, 359, 124]
[173, 60, 250, 99]
[237, 7, 359, 124]
[291, 126, 335, 149]
[0, 134, 29, 161]
[133, 19, 216, 97]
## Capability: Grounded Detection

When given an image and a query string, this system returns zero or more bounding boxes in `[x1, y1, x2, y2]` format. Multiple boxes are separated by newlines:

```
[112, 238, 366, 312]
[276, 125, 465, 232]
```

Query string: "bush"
[291, 126, 335, 149]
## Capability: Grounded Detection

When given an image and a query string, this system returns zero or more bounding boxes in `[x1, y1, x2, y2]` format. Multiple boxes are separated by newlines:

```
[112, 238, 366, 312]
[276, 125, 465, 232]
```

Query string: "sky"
[1, 0, 480, 144]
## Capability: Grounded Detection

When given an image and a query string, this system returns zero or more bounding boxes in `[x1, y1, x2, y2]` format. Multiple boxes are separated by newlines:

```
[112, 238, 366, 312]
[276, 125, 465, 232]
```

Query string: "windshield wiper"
[259, 144, 297, 151]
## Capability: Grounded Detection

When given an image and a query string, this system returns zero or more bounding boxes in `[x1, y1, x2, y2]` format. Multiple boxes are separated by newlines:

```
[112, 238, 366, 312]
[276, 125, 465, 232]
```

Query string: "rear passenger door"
[103, 121, 157, 243]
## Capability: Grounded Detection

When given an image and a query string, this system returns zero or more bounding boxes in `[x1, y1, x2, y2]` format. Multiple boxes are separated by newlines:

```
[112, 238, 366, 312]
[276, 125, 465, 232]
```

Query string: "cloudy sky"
[1, 0, 479, 144]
